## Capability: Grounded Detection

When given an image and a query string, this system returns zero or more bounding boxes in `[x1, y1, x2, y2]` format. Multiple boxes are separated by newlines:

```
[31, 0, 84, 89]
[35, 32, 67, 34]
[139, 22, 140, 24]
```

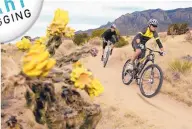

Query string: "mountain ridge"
[76, 7, 192, 35]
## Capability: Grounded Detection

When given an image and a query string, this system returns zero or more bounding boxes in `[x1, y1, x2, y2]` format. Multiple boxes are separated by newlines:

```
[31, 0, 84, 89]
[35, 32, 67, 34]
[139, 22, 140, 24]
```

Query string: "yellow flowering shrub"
[22, 44, 56, 77]
[70, 61, 104, 97]
[46, 9, 75, 38]
[16, 38, 31, 50]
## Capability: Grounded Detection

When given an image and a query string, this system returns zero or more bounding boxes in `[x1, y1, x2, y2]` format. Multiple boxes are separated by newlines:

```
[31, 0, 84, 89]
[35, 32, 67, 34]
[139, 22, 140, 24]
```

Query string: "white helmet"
[148, 19, 158, 27]
[111, 24, 117, 29]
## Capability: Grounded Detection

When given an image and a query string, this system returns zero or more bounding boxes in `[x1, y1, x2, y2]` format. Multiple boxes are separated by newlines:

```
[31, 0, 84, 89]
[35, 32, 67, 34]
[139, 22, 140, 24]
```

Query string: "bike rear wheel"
[122, 59, 134, 85]
[139, 64, 163, 98]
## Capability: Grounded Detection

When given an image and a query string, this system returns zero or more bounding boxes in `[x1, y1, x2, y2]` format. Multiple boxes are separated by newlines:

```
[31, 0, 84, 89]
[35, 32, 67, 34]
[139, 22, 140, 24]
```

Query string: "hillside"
[76, 7, 192, 35]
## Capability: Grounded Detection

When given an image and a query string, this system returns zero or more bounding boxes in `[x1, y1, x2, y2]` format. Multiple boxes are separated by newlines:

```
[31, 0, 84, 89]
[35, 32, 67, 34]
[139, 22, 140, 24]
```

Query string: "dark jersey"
[133, 27, 163, 48]
[101, 29, 118, 42]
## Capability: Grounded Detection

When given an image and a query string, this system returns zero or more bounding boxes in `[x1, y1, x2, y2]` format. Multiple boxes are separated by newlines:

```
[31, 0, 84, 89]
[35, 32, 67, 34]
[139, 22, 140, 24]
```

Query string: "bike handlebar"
[104, 40, 113, 45]
[146, 48, 163, 55]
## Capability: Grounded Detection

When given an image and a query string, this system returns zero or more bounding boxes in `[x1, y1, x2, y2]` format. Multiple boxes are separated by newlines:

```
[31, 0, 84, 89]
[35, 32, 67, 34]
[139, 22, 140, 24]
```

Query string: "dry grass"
[161, 83, 192, 107]
[97, 105, 154, 129]
[124, 111, 145, 125]
[185, 31, 192, 43]
[162, 59, 192, 106]
[27, 120, 35, 128]
[88, 37, 102, 46]
[168, 59, 192, 74]
[109, 106, 118, 112]
[163, 70, 192, 106]
[123, 111, 156, 129]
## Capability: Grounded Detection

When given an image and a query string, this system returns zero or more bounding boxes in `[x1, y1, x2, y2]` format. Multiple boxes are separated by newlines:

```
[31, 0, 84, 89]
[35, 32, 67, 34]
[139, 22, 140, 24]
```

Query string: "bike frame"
[135, 48, 158, 77]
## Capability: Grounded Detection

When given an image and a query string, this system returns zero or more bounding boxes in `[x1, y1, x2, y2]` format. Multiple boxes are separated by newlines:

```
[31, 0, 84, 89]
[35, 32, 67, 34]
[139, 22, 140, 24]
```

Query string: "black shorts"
[103, 37, 116, 49]
[132, 40, 146, 59]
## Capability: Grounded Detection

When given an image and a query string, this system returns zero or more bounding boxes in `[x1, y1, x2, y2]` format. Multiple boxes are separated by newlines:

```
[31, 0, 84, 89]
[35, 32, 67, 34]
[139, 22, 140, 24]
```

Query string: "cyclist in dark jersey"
[128, 19, 165, 70]
[101, 24, 119, 61]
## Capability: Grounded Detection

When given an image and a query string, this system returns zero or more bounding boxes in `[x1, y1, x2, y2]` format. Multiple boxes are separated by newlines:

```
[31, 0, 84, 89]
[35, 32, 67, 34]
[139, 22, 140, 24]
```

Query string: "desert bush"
[167, 23, 189, 35]
[73, 33, 90, 45]
[169, 59, 192, 74]
[115, 36, 129, 48]
[185, 31, 192, 43]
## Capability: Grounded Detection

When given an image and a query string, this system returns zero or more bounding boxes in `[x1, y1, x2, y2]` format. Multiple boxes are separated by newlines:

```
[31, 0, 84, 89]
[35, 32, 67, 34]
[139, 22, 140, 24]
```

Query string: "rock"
[172, 72, 181, 80]
[1, 113, 6, 118]
[182, 55, 192, 62]
[6, 116, 23, 129]
[1, 49, 6, 53]
[52, 77, 64, 83]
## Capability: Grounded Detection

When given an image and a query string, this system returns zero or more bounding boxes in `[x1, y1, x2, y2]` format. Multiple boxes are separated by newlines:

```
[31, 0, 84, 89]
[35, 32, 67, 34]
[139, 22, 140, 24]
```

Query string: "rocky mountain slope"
[77, 7, 192, 35]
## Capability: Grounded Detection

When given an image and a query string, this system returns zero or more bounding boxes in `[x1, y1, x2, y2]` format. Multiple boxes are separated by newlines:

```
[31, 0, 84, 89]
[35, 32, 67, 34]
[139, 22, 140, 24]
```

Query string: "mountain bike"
[122, 48, 164, 98]
[103, 40, 113, 67]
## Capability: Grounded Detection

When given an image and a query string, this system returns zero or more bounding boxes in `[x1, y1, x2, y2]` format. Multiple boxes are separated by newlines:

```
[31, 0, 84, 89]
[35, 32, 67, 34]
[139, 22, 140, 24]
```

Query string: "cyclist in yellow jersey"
[128, 19, 166, 70]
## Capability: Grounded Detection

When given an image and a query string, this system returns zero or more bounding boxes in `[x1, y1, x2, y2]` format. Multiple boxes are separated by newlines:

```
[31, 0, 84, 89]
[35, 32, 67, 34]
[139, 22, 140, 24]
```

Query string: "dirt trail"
[82, 50, 192, 129]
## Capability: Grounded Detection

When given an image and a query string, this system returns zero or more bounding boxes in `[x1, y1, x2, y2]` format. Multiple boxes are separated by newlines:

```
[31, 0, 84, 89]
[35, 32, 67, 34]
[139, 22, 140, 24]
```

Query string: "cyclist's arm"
[153, 31, 164, 50]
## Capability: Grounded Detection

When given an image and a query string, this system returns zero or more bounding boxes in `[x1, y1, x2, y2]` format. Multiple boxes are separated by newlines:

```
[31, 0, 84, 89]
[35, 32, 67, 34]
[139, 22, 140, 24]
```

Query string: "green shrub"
[167, 23, 189, 35]
[169, 59, 192, 74]
[91, 29, 106, 38]
[114, 36, 129, 48]
[73, 33, 90, 45]
[91, 28, 120, 38]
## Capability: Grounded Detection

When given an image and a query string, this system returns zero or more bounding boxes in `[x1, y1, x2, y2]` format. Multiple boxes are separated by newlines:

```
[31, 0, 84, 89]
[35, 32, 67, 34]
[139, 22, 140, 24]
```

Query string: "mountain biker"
[101, 24, 119, 61]
[128, 19, 165, 70]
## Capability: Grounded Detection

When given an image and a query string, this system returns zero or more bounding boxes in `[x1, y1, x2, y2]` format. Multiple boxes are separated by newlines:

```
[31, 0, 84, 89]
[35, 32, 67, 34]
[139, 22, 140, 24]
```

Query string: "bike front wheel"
[139, 64, 163, 98]
[103, 48, 110, 68]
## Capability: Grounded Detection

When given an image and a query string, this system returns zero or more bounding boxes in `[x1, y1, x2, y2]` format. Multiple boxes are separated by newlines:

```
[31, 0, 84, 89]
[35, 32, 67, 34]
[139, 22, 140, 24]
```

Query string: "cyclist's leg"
[127, 41, 142, 70]
[139, 48, 146, 59]
[131, 41, 142, 63]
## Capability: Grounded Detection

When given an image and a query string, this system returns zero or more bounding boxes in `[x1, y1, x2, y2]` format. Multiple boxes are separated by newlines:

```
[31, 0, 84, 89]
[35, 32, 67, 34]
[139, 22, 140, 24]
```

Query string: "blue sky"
[12, 0, 192, 43]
